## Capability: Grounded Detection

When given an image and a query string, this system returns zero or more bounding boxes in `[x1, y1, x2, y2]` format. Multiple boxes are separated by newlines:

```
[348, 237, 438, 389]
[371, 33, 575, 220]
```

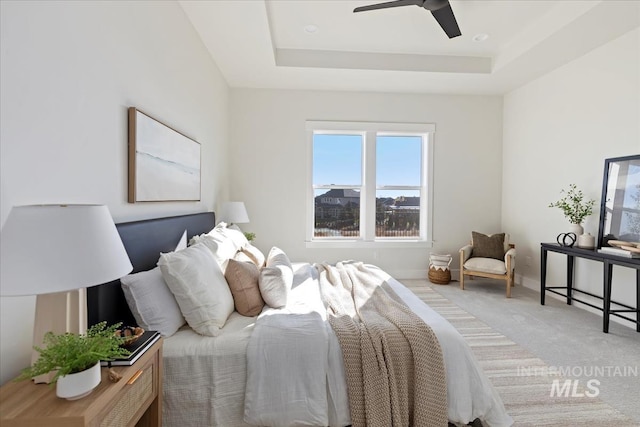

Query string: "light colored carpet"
[402, 282, 639, 427]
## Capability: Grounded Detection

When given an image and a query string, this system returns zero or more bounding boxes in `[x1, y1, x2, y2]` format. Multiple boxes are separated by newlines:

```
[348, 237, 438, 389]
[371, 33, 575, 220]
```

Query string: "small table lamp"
[220, 201, 250, 225]
[0, 205, 133, 383]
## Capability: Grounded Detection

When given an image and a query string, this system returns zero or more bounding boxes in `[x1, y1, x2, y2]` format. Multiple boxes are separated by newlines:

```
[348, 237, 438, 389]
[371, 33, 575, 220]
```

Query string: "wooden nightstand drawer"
[0, 338, 163, 427]
[100, 364, 154, 427]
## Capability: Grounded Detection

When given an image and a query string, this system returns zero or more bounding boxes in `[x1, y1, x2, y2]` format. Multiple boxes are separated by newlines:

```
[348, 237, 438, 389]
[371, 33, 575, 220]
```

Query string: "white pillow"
[240, 243, 266, 268]
[189, 233, 236, 269]
[189, 223, 241, 271]
[223, 224, 249, 249]
[120, 267, 186, 337]
[158, 243, 234, 336]
[258, 247, 293, 308]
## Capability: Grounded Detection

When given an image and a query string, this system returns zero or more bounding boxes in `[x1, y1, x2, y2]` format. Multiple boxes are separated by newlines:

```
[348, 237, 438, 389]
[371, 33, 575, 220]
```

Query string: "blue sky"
[313, 134, 421, 190]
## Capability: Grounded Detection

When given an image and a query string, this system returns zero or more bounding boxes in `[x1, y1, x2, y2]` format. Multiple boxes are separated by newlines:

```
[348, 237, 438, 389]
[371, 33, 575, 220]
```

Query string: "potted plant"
[17, 321, 130, 400]
[244, 232, 256, 242]
[549, 184, 596, 236]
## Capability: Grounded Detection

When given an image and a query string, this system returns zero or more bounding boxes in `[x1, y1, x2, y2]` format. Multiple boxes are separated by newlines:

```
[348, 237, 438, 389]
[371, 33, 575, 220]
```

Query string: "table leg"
[540, 247, 548, 305]
[636, 269, 640, 333]
[603, 261, 613, 333]
[566, 255, 574, 305]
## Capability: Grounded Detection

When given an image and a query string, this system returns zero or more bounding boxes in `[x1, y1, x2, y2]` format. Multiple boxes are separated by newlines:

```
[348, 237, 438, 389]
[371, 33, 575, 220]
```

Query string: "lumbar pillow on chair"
[471, 231, 505, 260]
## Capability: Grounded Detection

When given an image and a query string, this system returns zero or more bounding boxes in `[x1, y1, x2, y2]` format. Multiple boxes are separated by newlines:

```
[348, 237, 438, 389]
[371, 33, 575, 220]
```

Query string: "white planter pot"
[56, 361, 101, 400]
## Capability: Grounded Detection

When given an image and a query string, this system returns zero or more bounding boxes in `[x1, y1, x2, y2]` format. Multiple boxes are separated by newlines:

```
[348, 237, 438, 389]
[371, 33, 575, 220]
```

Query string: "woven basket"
[428, 267, 451, 285]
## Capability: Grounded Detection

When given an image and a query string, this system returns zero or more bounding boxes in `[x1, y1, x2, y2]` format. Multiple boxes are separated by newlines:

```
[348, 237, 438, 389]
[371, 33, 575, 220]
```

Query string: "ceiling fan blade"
[430, 2, 461, 38]
[354, 0, 423, 13]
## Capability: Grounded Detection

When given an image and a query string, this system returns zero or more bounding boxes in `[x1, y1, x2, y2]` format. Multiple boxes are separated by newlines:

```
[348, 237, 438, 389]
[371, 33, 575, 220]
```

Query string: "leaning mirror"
[597, 154, 640, 248]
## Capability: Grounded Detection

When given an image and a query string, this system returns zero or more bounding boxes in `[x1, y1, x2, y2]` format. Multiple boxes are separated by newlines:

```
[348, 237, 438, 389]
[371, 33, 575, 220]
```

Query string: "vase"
[568, 223, 583, 237]
[56, 361, 101, 400]
[577, 233, 596, 249]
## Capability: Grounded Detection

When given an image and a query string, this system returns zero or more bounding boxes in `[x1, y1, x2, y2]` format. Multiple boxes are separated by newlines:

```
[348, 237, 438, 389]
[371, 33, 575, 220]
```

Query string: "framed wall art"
[128, 107, 201, 203]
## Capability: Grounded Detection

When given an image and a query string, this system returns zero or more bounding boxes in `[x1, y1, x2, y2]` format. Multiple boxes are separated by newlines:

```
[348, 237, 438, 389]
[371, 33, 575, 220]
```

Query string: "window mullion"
[363, 131, 377, 240]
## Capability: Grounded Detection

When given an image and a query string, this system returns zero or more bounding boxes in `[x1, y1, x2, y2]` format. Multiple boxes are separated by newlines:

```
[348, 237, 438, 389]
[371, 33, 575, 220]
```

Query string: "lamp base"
[31, 289, 87, 384]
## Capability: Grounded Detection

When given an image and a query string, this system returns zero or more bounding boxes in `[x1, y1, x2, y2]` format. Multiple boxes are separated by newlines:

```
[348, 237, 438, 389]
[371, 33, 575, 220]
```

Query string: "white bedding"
[163, 262, 513, 427]
[163, 312, 255, 427]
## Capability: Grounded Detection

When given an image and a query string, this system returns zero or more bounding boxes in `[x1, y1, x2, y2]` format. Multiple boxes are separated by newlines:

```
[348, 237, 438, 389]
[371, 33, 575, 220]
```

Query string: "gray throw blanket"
[315, 261, 448, 427]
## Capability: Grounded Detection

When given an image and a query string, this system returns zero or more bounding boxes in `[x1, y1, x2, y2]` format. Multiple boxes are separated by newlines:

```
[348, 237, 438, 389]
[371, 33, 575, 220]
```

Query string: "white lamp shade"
[0, 205, 133, 296]
[220, 202, 250, 224]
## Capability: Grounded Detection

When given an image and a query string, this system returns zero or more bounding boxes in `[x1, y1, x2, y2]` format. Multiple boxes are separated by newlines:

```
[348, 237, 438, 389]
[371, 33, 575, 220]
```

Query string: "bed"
[88, 212, 513, 427]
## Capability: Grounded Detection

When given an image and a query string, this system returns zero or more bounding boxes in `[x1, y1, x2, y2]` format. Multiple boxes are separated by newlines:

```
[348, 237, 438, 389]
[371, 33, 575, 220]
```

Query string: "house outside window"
[306, 121, 434, 248]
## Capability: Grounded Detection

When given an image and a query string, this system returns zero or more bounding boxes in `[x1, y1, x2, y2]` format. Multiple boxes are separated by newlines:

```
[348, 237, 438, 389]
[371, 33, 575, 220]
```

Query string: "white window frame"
[306, 120, 435, 249]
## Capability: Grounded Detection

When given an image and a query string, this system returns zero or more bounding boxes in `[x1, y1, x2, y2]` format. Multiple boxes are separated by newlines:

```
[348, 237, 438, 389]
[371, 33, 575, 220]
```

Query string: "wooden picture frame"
[128, 107, 201, 202]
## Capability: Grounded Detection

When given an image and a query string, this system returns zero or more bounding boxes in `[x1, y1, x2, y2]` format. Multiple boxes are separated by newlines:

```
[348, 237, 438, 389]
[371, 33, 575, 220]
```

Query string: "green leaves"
[549, 184, 596, 225]
[17, 322, 130, 384]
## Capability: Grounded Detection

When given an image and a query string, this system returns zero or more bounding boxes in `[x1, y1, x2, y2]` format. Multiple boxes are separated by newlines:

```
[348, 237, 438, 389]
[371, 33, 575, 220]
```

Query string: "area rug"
[403, 283, 638, 427]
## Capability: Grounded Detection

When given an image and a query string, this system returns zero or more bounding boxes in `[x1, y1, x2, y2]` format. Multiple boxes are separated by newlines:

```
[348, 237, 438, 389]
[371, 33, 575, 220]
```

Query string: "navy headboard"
[87, 211, 216, 327]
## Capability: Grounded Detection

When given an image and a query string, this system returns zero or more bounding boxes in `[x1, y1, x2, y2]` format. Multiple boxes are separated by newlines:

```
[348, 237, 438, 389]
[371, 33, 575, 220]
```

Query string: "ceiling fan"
[353, 0, 461, 39]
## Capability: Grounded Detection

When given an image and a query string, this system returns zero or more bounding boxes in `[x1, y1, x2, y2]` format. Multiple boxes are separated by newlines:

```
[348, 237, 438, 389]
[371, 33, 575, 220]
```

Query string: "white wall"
[229, 89, 503, 278]
[0, 1, 230, 383]
[503, 29, 639, 322]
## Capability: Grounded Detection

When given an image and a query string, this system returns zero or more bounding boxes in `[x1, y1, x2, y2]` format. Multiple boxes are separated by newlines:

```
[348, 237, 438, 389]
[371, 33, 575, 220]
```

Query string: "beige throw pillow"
[225, 258, 265, 317]
[471, 232, 506, 260]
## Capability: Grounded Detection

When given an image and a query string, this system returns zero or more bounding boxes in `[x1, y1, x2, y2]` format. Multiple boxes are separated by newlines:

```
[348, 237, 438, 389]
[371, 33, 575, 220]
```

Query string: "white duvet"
[244, 263, 513, 427]
[162, 262, 512, 427]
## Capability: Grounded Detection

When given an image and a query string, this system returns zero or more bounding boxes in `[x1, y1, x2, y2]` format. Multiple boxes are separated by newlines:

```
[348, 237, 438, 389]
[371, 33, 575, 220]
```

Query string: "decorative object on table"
[244, 232, 256, 242]
[549, 183, 596, 236]
[0, 204, 133, 384]
[108, 368, 123, 383]
[16, 322, 129, 400]
[577, 233, 596, 249]
[597, 246, 640, 258]
[598, 239, 640, 257]
[115, 326, 145, 346]
[556, 232, 577, 247]
[428, 253, 452, 285]
[596, 154, 640, 249]
[128, 107, 201, 203]
[101, 330, 161, 367]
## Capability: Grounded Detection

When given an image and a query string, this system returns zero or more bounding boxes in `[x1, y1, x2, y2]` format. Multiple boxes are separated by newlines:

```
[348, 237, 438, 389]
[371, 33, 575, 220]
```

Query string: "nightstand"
[0, 337, 163, 427]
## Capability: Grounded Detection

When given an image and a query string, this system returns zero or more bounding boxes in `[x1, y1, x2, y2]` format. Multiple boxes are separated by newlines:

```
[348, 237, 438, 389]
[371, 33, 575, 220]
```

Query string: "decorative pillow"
[120, 267, 186, 337]
[223, 224, 249, 249]
[240, 243, 266, 268]
[158, 243, 234, 336]
[189, 222, 248, 271]
[189, 233, 236, 271]
[225, 258, 265, 317]
[471, 232, 506, 260]
[258, 247, 293, 308]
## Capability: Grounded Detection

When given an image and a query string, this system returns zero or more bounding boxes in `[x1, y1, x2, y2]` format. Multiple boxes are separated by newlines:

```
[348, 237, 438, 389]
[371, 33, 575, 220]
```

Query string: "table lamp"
[220, 201, 250, 225]
[0, 205, 133, 383]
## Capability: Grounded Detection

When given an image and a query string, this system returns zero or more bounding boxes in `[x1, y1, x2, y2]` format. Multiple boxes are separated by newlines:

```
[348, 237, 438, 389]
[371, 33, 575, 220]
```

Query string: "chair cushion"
[464, 257, 507, 275]
[471, 232, 505, 260]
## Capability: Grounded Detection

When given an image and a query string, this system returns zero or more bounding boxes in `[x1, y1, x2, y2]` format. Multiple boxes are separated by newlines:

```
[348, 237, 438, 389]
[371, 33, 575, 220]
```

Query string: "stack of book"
[101, 330, 161, 366]
[597, 246, 640, 258]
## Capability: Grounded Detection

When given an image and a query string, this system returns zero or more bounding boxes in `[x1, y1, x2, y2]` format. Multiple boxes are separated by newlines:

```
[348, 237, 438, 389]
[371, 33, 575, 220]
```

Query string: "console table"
[540, 243, 639, 333]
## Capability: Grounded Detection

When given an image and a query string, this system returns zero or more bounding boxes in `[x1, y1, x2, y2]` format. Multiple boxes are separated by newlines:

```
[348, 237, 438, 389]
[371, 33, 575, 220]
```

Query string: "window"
[306, 121, 434, 247]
